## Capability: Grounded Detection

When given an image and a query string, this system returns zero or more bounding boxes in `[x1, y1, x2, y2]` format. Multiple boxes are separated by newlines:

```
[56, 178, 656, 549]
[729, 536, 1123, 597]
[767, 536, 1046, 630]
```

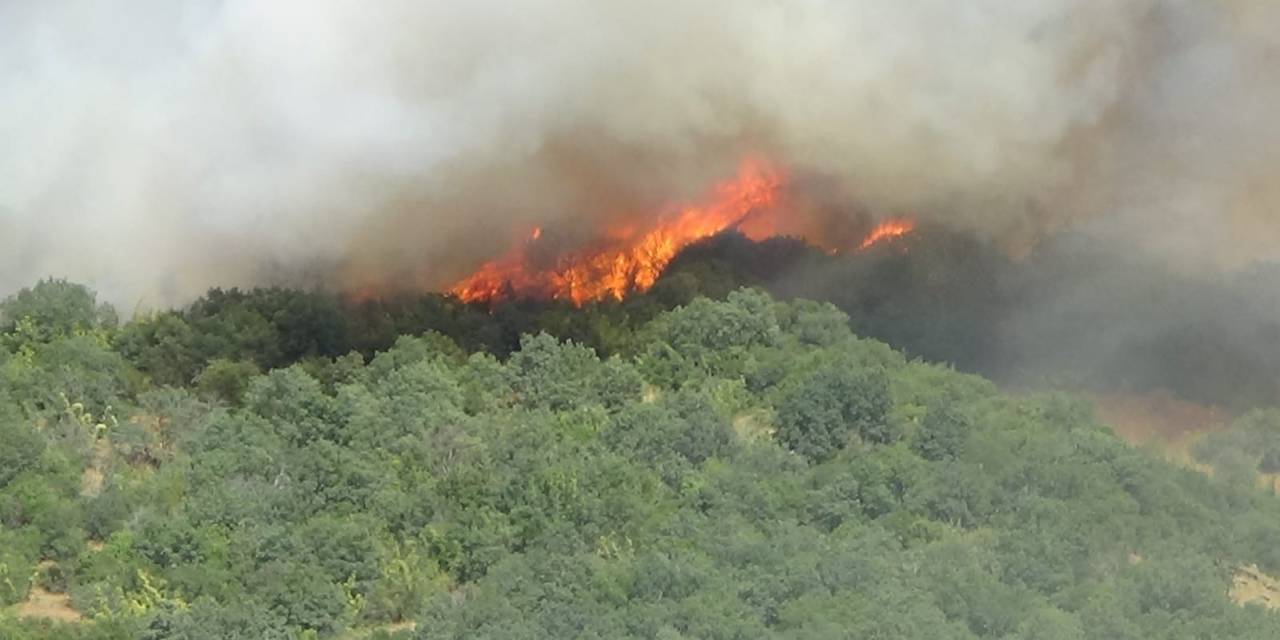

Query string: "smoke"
[1, 0, 1277, 306]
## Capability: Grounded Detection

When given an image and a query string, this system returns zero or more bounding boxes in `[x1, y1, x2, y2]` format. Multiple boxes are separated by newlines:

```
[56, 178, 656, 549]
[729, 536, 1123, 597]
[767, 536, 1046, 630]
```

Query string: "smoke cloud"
[1, 0, 1277, 306]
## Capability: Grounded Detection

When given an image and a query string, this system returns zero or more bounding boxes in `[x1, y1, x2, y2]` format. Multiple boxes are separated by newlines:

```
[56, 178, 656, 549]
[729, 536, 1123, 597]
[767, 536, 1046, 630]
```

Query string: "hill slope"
[2, 286, 1280, 639]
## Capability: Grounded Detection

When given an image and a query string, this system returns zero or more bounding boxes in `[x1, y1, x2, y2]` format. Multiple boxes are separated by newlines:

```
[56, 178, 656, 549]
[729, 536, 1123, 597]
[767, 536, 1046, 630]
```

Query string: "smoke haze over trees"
[660, 228, 1280, 409]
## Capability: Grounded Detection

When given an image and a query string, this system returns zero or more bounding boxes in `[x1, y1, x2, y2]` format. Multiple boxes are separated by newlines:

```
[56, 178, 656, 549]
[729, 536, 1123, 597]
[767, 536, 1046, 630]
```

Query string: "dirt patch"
[341, 621, 418, 638]
[79, 438, 112, 497]
[732, 410, 774, 443]
[17, 586, 81, 623]
[79, 466, 104, 497]
[1232, 565, 1280, 610]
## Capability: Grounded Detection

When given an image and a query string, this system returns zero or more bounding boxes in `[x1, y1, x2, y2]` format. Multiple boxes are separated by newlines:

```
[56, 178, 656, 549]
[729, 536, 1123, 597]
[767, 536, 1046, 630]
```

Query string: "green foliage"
[0, 526, 40, 606]
[1194, 409, 1280, 484]
[774, 360, 893, 462]
[605, 390, 735, 485]
[364, 539, 445, 623]
[2, 281, 1280, 639]
[3, 334, 134, 421]
[140, 598, 291, 639]
[1, 279, 117, 344]
[193, 358, 259, 405]
[0, 406, 45, 486]
[251, 562, 349, 635]
[912, 397, 974, 461]
[111, 312, 201, 387]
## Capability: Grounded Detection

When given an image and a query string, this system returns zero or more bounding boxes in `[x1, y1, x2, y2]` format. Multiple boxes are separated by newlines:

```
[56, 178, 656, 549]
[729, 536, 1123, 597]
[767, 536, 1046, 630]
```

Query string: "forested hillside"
[3, 280, 1280, 639]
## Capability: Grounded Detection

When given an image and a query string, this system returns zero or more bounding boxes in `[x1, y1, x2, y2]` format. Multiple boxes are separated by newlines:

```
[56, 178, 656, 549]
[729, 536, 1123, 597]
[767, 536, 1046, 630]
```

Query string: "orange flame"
[857, 218, 916, 250]
[451, 159, 915, 306]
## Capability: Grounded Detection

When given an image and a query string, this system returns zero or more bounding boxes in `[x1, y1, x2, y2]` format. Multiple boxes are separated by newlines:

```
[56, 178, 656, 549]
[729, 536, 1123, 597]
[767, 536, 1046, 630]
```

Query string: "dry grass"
[79, 438, 112, 498]
[1089, 390, 1228, 453]
[340, 621, 418, 638]
[17, 586, 81, 623]
[79, 466, 104, 498]
[641, 385, 659, 403]
[732, 410, 775, 443]
[1232, 565, 1280, 610]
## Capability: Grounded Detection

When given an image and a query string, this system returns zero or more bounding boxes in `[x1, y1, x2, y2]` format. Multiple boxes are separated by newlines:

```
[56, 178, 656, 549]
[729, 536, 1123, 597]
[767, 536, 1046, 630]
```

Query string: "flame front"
[451, 159, 915, 306]
[857, 218, 916, 250]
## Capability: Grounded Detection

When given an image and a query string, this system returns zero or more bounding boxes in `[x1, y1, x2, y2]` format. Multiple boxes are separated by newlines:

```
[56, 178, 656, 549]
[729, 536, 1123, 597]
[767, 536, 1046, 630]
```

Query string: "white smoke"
[1, 0, 1276, 306]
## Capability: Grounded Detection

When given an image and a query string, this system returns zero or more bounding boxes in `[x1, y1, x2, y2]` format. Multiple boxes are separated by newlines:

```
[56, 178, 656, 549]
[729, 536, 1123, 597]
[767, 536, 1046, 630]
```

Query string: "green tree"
[0, 279, 117, 342]
[0, 402, 44, 486]
[774, 361, 893, 462]
[250, 562, 349, 635]
[193, 359, 259, 406]
[113, 311, 202, 386]
[912, 398, 972, 461]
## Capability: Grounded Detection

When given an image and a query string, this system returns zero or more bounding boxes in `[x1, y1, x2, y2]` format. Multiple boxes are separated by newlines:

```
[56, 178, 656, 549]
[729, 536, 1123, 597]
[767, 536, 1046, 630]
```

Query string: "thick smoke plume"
[1, 0, 1277, 306]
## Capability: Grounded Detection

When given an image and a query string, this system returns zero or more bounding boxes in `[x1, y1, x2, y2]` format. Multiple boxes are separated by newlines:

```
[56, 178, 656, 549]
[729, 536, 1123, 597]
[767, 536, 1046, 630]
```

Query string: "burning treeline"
[450, 159, 915, 306]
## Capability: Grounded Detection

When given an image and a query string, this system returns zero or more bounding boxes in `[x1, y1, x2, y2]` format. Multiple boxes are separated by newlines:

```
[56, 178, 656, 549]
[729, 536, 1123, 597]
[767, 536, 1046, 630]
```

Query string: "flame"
[450, 159, 915, 305]
[857, 218, 916, 250]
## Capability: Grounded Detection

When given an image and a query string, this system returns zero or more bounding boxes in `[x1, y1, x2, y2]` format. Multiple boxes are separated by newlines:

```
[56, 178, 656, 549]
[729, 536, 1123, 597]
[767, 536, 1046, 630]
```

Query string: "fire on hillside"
[451, 158, 915, 305]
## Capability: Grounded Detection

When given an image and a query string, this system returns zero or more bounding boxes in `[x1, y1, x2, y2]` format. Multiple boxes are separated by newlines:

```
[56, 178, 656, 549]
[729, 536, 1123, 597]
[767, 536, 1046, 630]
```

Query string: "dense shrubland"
[2, 278, 1280, 639]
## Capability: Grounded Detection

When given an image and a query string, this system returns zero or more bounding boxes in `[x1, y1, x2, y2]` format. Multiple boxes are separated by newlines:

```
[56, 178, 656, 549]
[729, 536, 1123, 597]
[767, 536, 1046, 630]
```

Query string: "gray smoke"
[1, 0, 1277, 307]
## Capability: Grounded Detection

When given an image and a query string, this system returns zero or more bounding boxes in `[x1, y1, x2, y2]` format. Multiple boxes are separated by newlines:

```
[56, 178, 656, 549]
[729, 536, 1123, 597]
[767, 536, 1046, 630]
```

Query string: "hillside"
[3, 282, 1280, 639]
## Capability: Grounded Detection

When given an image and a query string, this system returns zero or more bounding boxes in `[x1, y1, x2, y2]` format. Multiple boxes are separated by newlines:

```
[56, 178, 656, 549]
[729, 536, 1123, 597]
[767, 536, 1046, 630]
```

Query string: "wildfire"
[450, 159, 915, 306]
[857, 218, 916, 249]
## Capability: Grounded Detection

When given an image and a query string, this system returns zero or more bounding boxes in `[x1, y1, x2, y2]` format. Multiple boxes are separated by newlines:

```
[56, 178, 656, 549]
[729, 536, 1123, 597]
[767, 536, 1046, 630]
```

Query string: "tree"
[141, 598, 292, 640]
[113, 311, 202, 386]
[3, 333, 135, 420]
[912, 398, 972, 461]
[643, 288, 780, 377]
[0, 401, 43, 486]
[250, 562, 349, 635]
[774, 361, 893, 462]
[0, 279, 117, 342]
[506, 333, 605, 411]
[193, 359, 259, 406]
[605, 390, 735, 485]
[365, 539, 445, 623]
[242, 366, 338, 445]
[1011, 608, 1086, 640]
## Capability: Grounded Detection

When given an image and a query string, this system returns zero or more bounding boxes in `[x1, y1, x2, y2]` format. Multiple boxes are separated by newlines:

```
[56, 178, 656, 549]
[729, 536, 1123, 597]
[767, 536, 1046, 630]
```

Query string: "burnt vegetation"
[1, 232, 1279, 638]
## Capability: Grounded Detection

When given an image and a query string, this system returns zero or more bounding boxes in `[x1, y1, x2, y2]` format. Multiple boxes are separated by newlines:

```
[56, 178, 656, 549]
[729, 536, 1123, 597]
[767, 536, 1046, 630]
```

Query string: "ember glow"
[451, 159, 915, 305]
